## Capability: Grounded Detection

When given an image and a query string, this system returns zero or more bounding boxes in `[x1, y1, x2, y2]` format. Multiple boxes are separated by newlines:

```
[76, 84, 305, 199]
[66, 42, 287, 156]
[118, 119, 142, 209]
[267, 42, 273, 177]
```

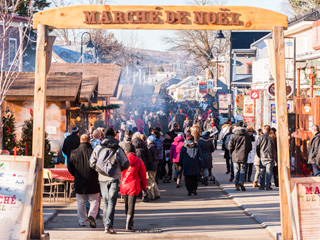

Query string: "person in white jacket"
[245, 127, 256, 182]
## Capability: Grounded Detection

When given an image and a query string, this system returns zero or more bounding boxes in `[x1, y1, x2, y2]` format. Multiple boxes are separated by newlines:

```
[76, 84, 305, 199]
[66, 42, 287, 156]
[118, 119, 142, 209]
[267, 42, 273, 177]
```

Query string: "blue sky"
[108, 0, 286, 51]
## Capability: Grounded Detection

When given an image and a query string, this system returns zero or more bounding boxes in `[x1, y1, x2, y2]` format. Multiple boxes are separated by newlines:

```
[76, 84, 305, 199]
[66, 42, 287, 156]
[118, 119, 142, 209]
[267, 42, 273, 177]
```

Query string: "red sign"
[243, 117, 254, 123]
[250, 90, 259, 99]
[199, 82, 207, 93]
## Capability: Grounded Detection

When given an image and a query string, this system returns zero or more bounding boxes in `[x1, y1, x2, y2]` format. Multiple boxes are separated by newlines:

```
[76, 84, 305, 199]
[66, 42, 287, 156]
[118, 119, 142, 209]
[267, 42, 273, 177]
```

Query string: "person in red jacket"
[120, 144, 147, 231]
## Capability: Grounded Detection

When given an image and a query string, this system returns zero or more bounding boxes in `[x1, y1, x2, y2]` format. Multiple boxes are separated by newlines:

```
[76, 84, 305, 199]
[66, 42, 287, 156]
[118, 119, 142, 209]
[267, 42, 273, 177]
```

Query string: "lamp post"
[228, 35, 232, 120]
[80, 32, 94, 63]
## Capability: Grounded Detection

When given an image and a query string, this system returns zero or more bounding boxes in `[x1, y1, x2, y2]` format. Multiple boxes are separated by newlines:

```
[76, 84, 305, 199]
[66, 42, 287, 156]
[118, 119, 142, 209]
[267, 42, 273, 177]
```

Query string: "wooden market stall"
[293, 67, 320, 176]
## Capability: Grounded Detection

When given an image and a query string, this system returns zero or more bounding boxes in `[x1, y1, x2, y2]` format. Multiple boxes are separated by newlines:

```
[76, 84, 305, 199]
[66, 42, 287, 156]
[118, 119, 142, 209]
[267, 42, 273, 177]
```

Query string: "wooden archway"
[31, 5, 291, 240]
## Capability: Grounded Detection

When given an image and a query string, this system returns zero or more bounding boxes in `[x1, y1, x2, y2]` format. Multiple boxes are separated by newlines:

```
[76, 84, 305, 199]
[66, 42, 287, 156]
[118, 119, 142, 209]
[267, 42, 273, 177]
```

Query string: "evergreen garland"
[3, 110, 17, 155]
[18, 118, 54, 168]
[80, 103, 120, 111]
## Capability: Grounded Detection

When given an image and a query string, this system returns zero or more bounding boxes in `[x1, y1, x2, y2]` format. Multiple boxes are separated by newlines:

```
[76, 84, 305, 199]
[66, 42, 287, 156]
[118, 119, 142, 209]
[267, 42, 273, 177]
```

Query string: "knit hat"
[177, 132, 184, 136]
[104, 127, 115, 137]
[201, 131, 210, 138]
[72, 127, 79, 134]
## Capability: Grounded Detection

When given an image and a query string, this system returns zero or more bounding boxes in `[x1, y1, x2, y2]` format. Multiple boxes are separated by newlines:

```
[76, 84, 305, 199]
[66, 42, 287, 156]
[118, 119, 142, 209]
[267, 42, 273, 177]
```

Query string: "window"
[246, 63, 252, 74]
[9, 38, 17, 64]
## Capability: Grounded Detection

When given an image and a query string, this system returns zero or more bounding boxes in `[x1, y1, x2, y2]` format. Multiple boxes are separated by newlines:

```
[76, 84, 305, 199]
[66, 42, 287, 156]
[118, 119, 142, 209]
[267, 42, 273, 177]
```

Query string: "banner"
[244, 95, 254, 117]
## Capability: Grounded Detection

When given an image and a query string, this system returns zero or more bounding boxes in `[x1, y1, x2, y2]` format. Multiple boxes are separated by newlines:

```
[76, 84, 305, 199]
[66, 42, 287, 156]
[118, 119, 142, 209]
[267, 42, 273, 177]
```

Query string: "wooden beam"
[33, 5, 288, 30]
[272, 26, 293, 240]
[30, 24, 48, 239]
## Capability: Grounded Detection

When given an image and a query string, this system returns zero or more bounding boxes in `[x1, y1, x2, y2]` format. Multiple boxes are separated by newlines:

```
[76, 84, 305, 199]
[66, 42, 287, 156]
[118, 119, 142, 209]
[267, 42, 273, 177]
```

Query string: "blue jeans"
[234, 163, 246, 186]
[259, 160, 274, 189]
[100, 180, 119, 229]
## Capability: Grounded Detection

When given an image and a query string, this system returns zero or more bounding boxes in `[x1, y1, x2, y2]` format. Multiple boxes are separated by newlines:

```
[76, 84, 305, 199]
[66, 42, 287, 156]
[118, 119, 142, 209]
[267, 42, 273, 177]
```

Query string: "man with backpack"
[90, 127, 129, 234]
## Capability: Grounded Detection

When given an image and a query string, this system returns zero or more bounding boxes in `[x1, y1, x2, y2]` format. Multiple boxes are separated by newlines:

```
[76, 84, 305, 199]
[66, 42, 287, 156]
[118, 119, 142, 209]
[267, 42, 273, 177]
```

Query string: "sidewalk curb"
[214, 176, 278, 240]
[44, 210, 58, 225]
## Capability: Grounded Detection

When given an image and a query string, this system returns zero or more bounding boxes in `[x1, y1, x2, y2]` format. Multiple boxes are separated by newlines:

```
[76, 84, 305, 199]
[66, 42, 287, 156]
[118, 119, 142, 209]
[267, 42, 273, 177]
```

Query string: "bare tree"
[164, 0, 230, 79]
[286, 0, 320, 15]
[92, 30, 124, 63]
[0, 1, 35, 151]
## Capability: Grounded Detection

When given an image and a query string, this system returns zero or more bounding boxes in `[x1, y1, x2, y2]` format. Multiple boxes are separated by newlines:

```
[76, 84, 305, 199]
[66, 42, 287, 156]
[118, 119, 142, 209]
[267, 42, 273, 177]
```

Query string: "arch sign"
[33, 5, 287, 30]
[31, 4, 292, 240]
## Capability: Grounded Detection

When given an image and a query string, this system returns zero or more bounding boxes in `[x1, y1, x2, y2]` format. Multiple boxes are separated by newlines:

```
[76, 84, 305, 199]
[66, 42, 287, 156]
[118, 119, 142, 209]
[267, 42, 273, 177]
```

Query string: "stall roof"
[80, 76, 99, 102]
[5, 72, 82, 101]
[50, 63, 122, 97]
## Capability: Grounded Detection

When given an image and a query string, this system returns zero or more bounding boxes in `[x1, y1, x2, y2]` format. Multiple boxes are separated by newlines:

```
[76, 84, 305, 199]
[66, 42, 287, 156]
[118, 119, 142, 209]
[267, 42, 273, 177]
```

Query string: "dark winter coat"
[176, 113, 186, 130]
[198, 137, 215, 168]
[155, 136, 164, 160]
[228, 127, 252, 163]
[159, 115, 169, 133]
[62, 133, 80, 164]
[132, 138, 150, 167]
[147, 142, 158, 171]
[256, 133, 276, 161]
[68, 142, 100, 194]
[309, 132, 320, 164]
[120, 153, 147, 196]
[179, 140, 204, 176]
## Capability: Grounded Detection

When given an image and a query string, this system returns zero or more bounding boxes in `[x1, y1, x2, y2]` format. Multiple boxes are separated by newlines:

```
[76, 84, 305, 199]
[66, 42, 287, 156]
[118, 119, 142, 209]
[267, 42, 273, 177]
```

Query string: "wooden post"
[30, 24, 49, 239]
[310, 67, 314, 98]
[272, 26, 293, 240]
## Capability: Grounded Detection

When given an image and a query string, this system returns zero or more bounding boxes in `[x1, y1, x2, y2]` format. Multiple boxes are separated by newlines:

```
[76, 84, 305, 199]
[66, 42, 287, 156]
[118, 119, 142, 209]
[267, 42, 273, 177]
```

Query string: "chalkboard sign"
[0, 156, 37, 240]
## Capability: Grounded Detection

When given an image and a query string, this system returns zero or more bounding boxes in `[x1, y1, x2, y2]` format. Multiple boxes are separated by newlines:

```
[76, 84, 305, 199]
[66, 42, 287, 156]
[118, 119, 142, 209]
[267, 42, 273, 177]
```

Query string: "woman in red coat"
[120, 144, 147, 231]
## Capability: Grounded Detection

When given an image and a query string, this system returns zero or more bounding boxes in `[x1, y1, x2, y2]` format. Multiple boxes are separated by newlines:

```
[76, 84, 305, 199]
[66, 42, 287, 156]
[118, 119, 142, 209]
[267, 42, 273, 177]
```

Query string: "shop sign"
[271, 103, 290, 124]
[199, 82, 207, 93]
[302, 104, 312, 114]
[250, 90, 259, 100]
[292, 181, 320, 239]
[243, 117, 254, 123]
[84, 10, 242, 26]
[313, 20, 320, 50]
[244, 95, 254, 117]
[235, 94, 244, 108]
[0, 157, 37, 240]
[207, 79, 214, 89]
[218, 93, 228, 109]
[267, 81, 293, 98]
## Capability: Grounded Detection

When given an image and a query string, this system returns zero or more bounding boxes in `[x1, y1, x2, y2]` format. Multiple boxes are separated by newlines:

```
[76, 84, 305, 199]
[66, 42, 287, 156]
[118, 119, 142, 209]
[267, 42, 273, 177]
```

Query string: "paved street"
[44, 149, 275, 240]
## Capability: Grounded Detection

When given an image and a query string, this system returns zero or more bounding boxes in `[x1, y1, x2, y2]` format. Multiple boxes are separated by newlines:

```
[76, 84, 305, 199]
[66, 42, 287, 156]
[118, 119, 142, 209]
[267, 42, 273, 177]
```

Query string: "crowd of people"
[61, 107, 221, 233]
[221, 122, 279, 191]
[62, 105, 299, 233]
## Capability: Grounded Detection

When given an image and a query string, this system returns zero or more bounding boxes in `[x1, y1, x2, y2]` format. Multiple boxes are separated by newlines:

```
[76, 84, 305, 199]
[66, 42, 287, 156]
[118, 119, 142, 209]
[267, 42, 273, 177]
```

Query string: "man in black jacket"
[228, 122, 252, 191]
[68, 134, 100, 228]
[62, 127, 80, 165]
[308, 125, 320, 174]
[256, 125, 276, 190]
